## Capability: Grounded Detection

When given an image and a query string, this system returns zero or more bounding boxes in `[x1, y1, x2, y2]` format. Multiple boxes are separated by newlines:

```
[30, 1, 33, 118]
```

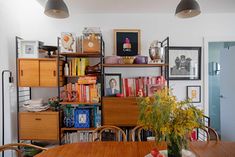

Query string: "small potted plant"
[48, 97, 60, 111]
[137, 88, 203, 157]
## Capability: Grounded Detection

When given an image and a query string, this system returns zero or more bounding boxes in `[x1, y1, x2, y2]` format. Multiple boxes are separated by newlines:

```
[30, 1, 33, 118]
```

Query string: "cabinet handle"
[35, 118, 41, 121]
[21, 70, 23, 76]
[53, 70, 56, 76]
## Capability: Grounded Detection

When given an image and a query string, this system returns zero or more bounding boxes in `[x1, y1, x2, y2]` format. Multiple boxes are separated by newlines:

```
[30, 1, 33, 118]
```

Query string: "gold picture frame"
[113, 29, 141, 56]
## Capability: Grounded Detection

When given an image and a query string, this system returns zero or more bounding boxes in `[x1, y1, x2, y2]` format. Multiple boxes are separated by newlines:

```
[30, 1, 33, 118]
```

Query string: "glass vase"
[167, 135, 182, 157]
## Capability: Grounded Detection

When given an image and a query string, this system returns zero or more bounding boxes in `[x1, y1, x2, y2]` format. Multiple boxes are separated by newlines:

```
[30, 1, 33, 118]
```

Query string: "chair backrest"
[0, 143, 47, 157]
[131, 125, 155, 141]
[92, 125, 127, 142]
[192, 126, 220, 143]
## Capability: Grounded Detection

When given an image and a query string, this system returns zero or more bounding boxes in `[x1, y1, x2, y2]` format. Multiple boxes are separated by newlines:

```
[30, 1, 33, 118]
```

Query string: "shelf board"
[64, 74, 100, 78]
[60, 53, 102, 58]
[61, 127, 96, 131]
[103, 64, 168, 67]
[60, 102, 101, 105]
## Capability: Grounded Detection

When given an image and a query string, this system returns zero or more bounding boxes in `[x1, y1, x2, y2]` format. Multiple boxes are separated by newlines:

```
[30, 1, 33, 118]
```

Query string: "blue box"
[74, 108, 90, 128]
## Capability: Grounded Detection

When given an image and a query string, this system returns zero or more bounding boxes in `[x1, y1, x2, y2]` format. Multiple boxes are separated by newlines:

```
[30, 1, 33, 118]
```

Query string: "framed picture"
[114, 29, 141, 56]
[168, 47, 201, 80]
[104, 73, 122, 96]
[19, 40, 42, 58]
[74, 108, 90, 128]
[187, 86, 201, 103]
[61, 32, 76, 53]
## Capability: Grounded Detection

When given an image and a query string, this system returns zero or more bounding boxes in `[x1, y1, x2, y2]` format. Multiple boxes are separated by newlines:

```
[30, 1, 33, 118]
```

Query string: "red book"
[135, 78, 139, 96]
[125, 78, 129, 97]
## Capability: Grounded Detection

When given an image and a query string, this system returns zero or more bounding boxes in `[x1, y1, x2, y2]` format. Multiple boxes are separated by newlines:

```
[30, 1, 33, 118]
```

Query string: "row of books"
[63, 131, 94, 144]
[122, 76, 166, 97]
[61, 77, 101, 103]
[66, 58, 89, 76]
[63, 106, 101, 129]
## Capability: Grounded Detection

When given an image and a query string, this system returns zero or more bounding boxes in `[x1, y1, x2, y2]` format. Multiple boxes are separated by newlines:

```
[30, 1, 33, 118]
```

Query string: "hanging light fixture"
[175, 0, 201, 18]
[44, 0, 69, 19]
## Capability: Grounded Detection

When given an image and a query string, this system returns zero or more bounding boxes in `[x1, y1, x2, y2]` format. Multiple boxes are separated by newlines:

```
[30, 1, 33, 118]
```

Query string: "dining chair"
[92, 125, 127, 142]
[130, 125, 155, 141]
[192, 126, 220, 143]
[0, 143, 48, 157]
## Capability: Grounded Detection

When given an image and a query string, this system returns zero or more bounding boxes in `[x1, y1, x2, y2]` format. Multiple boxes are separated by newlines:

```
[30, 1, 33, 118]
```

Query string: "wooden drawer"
[19, 111, 59, 141]
[102, 97, 139, 126]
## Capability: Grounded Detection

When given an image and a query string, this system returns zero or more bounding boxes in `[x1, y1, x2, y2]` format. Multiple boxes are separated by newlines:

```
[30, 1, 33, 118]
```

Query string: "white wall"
[0, 0, 21, 156]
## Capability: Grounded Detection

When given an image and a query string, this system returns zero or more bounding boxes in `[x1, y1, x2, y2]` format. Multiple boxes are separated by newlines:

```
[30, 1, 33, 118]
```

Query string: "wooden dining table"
[35, 141, 235, 157]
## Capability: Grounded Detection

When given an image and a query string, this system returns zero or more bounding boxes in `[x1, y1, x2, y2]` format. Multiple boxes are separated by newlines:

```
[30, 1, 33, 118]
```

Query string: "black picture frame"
[186, 86, 201, 103]
[104, 73, 122, 96]
[168, 46, 201, 80]
[114, 29, 140, 56]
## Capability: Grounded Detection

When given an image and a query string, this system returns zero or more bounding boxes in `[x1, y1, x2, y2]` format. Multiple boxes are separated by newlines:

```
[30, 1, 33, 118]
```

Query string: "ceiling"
[37, 0, 235, 14]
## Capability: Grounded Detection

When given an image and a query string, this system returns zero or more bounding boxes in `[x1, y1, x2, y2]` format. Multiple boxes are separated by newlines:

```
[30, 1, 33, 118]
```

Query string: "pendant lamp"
[175, 0, 201, 18]
[44, 0, 69, 19]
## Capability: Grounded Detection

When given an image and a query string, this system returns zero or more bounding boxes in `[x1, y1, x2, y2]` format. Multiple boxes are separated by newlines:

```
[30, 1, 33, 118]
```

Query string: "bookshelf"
[57, 37, 104, 144]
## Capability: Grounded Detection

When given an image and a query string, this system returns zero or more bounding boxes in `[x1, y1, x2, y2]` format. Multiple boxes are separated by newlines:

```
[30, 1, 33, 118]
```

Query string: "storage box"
[82, 27, 102, 53]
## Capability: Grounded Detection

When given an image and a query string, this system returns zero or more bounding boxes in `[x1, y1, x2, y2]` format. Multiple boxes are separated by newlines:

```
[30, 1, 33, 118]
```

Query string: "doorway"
[208, 41, 235, 141]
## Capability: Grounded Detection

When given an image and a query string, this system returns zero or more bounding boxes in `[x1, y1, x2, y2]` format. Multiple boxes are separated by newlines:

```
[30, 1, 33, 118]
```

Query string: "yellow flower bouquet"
[137, 88, 203, 157]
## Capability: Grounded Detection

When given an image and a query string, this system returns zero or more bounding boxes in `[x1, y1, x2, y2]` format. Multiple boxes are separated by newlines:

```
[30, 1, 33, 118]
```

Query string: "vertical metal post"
[57, 37, 62, 145]
[15, 36, 22, 144]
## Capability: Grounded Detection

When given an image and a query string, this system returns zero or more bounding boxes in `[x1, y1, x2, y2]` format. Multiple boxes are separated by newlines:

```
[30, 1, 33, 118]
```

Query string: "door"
[40, 60, 57, 87]
[19, 59, 39, 86]
[220, 46, 235, 141]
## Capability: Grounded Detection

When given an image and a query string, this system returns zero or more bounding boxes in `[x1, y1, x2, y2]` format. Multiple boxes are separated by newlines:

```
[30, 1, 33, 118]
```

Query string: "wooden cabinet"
[19, 111, 59, 140]
[18, 58, 63, 87]
[102, 97, 139, 126]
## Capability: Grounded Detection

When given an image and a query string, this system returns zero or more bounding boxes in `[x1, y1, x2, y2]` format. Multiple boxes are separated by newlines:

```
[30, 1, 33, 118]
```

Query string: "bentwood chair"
[192, 126, 220, 143]
[130, 125, 155, 141]
[0, 143, 48, 157]
[92, 125, 127, 142]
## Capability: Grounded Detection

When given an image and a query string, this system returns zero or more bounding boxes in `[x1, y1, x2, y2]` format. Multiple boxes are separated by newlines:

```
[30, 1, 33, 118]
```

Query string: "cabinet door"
[40, 60, 57, 87]
[19, 112, 59, 140]
[19, 60, 39, 87]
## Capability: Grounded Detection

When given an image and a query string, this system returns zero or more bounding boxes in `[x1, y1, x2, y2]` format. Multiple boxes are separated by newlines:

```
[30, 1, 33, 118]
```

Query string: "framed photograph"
[187, 86, 201, 103]
[19, 40, 42, 58]
[114, 29, 141, 56]
[74, 108, 90, 128]
[168, 47, 201, 80]
[104, 73, 122, 96]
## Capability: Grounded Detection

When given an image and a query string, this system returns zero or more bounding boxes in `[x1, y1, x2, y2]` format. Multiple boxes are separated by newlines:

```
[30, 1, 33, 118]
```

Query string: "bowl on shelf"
[134, 55, 148, 64]
[105, 56, 122, 64]
[121, 56, 135, 64]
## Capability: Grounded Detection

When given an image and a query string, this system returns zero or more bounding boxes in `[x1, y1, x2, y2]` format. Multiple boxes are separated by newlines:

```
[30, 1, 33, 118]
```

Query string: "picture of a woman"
[104, 74, 121, 96]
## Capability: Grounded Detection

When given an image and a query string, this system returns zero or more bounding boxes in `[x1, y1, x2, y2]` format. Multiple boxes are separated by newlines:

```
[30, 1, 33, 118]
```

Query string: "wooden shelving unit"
[103, 64, 168, 67]
[60, 102, 101, 105]
[61, 127, 96, 131]
[60, 52, 102, 58]
[56, 36, 105, 144]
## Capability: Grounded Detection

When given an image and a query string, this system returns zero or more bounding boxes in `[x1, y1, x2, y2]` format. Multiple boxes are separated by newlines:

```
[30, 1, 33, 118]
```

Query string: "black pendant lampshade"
[175, 0, 201, 18]
[44, 0, 69, 19]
